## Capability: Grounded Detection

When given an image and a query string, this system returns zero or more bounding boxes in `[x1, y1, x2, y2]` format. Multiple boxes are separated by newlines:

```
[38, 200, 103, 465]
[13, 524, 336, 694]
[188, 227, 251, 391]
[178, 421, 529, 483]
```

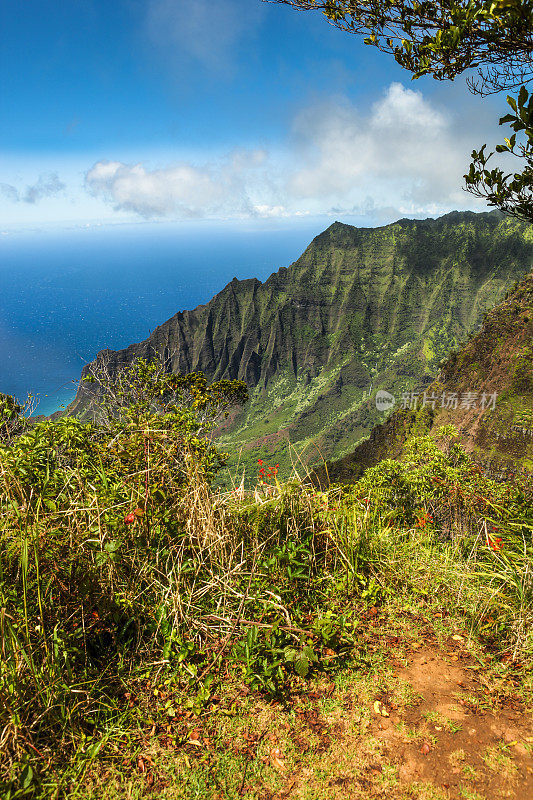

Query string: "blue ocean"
[0, 221, 323, 416]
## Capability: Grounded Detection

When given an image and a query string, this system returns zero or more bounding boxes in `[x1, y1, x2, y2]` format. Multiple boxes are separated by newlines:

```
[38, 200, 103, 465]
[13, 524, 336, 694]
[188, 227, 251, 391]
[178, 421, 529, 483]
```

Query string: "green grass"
[423, 711, 463, 734]
[1, 369, 533, 798]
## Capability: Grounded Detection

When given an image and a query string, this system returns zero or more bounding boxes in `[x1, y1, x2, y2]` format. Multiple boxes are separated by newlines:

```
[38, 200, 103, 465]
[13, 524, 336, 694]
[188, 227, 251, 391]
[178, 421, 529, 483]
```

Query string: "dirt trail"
[269, 645, 533, 800]
[386, 647, 533, 798]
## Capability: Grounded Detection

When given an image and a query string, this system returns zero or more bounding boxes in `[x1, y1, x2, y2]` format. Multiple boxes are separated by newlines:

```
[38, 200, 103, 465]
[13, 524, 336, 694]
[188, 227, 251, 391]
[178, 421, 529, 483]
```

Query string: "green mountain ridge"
[314, 268, 533, 485]
[68, 210, 533, 478]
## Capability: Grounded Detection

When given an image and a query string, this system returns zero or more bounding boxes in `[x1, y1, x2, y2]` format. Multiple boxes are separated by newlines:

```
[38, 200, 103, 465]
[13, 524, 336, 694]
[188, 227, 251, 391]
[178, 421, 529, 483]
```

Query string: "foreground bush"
[0, 370, 531, 799]
[340, 427, 533, 653]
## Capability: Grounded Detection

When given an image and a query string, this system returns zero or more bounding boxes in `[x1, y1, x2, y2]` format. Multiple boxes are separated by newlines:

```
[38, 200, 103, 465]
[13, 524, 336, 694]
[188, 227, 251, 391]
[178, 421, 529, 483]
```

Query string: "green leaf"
[302, 644, 318, 662]
[284, 646, 297, 663]
[20, 764, 34, 790]
[294, 653, 309, 678]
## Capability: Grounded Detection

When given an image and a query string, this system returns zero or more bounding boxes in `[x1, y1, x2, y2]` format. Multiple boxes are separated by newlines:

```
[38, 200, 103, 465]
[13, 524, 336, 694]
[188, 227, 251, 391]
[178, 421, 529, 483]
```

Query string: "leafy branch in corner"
[465, 85, 533, 220]
[268, 0, 533, 221]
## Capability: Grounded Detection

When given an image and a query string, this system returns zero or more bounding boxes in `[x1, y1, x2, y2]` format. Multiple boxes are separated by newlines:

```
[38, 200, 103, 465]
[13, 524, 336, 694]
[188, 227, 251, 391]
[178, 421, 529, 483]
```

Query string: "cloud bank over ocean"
[1, 0, 502, 230]
[81, 83, 489, 223]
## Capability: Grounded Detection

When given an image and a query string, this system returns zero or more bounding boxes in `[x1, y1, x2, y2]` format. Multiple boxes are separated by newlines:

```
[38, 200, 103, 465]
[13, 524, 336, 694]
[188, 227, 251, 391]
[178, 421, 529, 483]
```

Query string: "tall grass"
[327, 428, 533, 657]
[0, 441, 347, 796]
[0, 398, 531, 797]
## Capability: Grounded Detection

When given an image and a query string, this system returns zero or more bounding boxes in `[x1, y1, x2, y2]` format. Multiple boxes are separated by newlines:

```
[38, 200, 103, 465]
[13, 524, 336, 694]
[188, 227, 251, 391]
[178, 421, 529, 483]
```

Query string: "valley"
[68, 210, 533, 481]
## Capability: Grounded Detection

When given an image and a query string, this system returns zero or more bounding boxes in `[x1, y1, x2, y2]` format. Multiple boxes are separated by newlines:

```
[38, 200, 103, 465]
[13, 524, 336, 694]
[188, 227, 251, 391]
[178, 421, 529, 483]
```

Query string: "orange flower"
[487, 536, 503, 551]
[415, 510, 433, 529]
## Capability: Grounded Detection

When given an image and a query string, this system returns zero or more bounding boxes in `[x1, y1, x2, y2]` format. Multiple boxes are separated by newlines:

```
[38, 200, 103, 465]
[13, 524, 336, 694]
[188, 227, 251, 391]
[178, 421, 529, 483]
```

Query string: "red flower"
[487, 536, 503, 551]
[415, 510, 433, 529]
[124, 512, 136, 524]
[257, 459, 263, 465]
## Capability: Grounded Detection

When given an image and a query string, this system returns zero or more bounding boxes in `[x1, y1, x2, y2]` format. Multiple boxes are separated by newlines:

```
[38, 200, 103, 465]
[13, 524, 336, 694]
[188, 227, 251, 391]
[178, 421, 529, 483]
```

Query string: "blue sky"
[1, 0, 503, 230]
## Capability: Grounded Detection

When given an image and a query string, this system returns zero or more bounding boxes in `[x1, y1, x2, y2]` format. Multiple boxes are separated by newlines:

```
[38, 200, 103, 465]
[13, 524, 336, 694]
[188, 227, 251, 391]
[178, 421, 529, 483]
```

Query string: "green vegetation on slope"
[1, 362, 532, 798]
[318, 269, 533, 484]
[67, 211, 533, 483]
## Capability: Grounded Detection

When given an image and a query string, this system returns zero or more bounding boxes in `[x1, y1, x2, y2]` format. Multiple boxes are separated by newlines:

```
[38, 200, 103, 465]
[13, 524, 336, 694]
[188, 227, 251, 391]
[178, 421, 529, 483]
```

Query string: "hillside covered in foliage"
[1, 341, 533, 797]
[67, 211, 533, 479]
[317, 269, 533, 484]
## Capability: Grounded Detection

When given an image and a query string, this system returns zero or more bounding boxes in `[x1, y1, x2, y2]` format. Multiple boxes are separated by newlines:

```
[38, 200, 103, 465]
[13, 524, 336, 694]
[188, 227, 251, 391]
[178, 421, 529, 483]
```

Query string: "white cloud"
[288, 83, 482, 213]
[78, 82, 495, 223]
[146, 0, 263, 71]
[85, 161, 223, 217]
[0, 173, 66, 204]
[85, 150, 270, 218]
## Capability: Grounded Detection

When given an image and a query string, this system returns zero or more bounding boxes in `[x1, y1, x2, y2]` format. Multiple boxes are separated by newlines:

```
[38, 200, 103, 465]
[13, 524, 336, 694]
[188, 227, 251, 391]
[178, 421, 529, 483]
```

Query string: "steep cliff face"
[68, 211, 533, 476]
[316, 270, 533, 485]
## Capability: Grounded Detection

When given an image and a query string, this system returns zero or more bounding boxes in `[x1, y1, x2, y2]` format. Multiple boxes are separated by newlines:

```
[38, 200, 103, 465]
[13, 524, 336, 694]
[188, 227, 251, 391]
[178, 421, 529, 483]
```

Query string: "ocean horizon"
[0, 220, 324, 416]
